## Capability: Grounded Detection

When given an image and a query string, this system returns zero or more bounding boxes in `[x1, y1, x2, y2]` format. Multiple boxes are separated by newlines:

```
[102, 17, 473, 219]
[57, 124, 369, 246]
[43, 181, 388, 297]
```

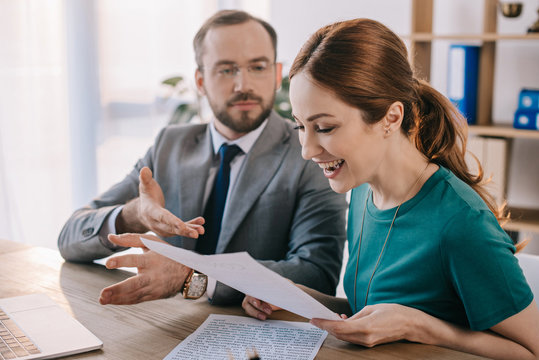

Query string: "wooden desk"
[0, 239, 486, 359]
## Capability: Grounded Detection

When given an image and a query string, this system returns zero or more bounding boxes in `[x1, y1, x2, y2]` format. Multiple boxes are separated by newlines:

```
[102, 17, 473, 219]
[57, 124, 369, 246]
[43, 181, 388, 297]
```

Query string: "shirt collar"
[209, 118, 269, 156]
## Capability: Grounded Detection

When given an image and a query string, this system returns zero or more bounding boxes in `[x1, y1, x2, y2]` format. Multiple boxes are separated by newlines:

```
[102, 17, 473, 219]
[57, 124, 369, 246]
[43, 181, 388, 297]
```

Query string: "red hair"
[290, 18, 507, 223]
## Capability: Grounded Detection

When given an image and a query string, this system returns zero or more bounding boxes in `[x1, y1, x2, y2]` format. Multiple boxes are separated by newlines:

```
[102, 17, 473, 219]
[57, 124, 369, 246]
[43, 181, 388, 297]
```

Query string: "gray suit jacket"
[58, 112, 347, 304]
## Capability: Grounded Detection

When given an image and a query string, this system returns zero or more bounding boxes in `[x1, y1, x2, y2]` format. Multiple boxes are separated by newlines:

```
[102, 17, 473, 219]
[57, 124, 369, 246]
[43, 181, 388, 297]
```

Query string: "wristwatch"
[181, 269, 208, 299]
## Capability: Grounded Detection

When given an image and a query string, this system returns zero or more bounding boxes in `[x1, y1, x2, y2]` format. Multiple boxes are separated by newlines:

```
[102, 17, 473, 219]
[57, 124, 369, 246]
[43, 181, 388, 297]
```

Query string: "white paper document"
[141, 238, 340, 320]
[163, 314, 327, 360]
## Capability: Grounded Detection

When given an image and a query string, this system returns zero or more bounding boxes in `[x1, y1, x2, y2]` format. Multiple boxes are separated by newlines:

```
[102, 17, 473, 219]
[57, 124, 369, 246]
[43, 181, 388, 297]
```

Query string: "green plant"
[274, 75, 292, 121]
[160, 76, 200, 125]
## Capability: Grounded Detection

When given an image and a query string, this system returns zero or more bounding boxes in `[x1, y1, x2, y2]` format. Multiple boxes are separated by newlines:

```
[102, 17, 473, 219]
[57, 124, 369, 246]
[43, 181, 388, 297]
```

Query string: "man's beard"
[210, 91, 275, 134]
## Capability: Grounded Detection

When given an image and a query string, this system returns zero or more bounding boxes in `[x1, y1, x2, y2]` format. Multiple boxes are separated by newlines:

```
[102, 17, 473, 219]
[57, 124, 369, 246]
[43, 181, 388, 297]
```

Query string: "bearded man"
[58, 10, 346, 306]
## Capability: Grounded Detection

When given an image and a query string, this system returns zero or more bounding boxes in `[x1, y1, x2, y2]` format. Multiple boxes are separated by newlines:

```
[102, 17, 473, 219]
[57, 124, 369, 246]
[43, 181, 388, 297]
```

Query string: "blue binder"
[447, 45, 480, 124]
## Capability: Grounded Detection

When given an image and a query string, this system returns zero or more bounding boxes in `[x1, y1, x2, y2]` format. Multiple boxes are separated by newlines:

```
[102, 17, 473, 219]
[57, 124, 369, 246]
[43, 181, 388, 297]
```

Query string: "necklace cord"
[352, 162, 430, 313]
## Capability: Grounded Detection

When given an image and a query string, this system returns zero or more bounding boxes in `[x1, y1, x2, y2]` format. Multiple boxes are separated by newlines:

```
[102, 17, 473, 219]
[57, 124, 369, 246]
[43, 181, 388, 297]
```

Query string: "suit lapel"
[178, 125, 213, 226]
[216, 113, 290, 253]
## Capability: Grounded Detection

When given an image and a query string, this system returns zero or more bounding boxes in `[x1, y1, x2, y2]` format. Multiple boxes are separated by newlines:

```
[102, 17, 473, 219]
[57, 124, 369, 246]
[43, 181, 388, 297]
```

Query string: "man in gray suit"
[58, 10, 346, 305]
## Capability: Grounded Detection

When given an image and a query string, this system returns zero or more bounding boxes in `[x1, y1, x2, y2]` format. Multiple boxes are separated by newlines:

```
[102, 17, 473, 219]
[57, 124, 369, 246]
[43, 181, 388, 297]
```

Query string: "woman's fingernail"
[257, 313, 266, 321]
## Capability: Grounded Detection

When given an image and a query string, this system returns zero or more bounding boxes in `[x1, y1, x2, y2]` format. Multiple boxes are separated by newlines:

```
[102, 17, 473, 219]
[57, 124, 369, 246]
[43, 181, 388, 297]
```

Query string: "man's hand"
[99, 233, 192, 305]
[116, 167, 205, 238]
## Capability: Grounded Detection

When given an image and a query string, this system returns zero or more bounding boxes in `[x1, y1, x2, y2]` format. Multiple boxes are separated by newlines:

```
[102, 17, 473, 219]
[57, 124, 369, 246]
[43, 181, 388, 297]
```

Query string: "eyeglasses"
[208, 61, 275, 80]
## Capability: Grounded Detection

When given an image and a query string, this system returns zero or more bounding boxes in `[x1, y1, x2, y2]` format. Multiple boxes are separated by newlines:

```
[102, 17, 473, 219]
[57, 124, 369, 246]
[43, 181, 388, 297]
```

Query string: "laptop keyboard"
[0, 308, 41, 359]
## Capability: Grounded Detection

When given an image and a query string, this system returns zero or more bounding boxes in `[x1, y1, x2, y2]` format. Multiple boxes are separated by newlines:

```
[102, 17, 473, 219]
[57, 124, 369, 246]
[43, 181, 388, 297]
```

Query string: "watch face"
[187, 274, 207, 298]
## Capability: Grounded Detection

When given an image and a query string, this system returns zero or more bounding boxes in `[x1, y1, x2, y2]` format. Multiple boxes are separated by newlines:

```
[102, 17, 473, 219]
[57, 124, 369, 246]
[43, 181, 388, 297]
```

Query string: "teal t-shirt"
[343, 166, 533, 331]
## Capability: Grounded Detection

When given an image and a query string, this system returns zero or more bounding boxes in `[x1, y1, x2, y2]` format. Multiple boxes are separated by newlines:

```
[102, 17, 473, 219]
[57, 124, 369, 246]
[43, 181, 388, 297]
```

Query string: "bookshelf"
[469, 125, 539, 140]
[505, 208, 539, 233]
[409, 33, 539, 41]
[410, 0, 539, 234]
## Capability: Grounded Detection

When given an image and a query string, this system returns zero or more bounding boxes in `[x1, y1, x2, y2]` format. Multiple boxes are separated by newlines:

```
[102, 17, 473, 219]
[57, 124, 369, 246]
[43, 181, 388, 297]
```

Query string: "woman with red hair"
[243, 18, 539, 359]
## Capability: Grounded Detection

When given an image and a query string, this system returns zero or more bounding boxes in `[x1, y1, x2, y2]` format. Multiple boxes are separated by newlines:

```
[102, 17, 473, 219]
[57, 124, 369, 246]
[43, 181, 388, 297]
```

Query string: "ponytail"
[412, 79, 508, 223]
[289, 18, 509, 226]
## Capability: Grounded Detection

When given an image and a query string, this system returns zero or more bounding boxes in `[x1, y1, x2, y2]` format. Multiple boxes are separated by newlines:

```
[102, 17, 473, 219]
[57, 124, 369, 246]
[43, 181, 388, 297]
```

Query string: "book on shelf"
[466, 136, 508, 206]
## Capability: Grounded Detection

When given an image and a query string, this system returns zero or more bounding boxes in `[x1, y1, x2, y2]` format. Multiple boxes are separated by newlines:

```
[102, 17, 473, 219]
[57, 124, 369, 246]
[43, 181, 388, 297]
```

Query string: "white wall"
[0, 1, 72, 247]
[270, 0, 410, 72]
[95, 0, 218, 194]
[0, 1, 219, 249]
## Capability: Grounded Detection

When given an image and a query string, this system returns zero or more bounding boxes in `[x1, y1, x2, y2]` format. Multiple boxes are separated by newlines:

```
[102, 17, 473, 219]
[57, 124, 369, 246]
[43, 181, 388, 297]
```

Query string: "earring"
[384, 125, 390, 135]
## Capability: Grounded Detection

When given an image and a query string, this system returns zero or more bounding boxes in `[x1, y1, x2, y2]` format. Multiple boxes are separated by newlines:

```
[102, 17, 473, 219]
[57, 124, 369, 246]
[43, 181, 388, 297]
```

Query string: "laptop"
[0, 294, 102, 359]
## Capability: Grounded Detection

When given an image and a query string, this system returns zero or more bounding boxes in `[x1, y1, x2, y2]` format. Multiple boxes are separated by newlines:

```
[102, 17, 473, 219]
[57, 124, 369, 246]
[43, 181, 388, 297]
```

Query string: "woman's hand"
[310, 303, 421, 347]
[242, 295, 282, 320]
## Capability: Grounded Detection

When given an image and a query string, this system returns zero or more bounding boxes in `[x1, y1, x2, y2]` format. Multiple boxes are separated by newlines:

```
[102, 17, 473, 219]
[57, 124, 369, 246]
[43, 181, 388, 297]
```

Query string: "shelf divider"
[410, 0, 433, 81]
[406, 33, 539, 41]
[476, 0, 498, 126]
[469, 125, 539, 140]
[505, 208, 539, 233]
